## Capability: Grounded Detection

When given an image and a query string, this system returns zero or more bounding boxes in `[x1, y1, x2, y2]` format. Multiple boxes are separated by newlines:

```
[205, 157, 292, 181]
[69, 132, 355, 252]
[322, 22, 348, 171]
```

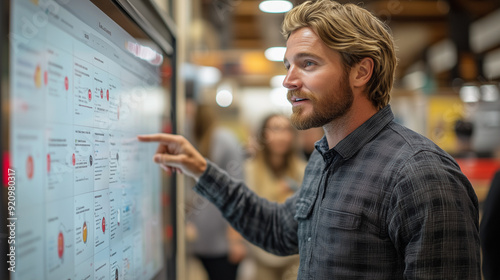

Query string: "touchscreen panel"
[9, 0, 166, 279]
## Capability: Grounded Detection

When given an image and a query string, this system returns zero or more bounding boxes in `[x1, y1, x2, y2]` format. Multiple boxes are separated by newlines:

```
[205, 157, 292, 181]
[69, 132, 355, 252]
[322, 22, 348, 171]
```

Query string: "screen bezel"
[0, 0, 9, 278]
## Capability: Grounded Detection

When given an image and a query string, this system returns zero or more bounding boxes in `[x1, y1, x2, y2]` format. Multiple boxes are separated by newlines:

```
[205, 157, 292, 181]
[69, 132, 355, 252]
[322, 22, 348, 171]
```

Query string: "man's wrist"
[193, 158, 208, 181]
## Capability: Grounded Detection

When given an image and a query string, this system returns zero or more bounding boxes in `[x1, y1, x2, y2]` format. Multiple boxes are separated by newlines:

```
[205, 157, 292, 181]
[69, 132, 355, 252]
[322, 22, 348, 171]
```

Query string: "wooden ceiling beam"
[232, 19, 262, 39]
[365, 1, 449, 20]
[233, 0, 261, 16]
[232, 39, 264, 49]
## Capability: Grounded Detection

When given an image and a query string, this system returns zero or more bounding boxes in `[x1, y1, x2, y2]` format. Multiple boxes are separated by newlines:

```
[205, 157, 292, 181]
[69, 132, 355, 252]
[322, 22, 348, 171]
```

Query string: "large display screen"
[8, 0, 168, 279]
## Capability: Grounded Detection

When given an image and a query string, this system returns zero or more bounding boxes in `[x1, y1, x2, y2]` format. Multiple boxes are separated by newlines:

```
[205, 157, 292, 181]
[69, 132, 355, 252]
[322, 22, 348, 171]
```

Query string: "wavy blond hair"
[282, 0, 397, 110]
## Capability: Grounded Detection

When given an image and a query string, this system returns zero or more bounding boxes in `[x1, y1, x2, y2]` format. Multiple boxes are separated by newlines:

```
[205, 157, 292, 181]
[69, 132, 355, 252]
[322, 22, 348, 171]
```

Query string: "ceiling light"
[216, 90, 233, 107]
[259, 0, 293, 13]
[480, 84, 499, 102]
[265, 47, 286, 62]
[459, 85, 480, 103]
[197, 66, 221, 86]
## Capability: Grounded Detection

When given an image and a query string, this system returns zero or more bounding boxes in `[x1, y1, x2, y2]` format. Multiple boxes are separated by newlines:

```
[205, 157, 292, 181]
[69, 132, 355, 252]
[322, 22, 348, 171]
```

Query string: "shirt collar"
[314, 105, 394, 162]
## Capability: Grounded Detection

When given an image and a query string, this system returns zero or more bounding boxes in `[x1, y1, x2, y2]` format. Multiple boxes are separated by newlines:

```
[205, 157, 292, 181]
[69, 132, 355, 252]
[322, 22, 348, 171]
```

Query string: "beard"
[288, 74, 354, 130]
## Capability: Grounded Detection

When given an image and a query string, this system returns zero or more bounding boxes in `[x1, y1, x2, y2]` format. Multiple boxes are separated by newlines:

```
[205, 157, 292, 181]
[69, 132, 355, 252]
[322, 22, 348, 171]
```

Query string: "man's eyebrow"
[283, 52, 323, 65]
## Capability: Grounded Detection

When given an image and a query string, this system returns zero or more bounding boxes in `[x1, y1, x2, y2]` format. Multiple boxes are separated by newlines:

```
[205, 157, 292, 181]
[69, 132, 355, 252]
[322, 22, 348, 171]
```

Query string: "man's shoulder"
[362, 121, 463, 188]
[382, 121, 454, 162]
[384, 122, 470, 184]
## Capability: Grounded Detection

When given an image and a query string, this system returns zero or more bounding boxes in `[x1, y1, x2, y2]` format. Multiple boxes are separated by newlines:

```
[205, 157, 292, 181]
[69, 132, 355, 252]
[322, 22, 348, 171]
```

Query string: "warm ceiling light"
[265, 47, 286, 61]
[259, 0, 293, 13]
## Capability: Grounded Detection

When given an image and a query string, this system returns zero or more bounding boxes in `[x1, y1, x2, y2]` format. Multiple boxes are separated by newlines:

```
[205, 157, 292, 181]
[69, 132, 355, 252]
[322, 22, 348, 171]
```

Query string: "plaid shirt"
[194, 105, 480, 279]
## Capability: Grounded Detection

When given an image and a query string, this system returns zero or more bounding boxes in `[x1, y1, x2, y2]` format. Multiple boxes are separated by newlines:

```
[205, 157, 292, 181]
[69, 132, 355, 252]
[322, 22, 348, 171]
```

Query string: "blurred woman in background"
[244, 114, 307, 280]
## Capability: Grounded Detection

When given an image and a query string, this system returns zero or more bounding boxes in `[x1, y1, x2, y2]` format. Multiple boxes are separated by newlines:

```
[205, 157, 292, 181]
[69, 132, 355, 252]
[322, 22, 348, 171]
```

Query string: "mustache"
[287, 89, 313, 101]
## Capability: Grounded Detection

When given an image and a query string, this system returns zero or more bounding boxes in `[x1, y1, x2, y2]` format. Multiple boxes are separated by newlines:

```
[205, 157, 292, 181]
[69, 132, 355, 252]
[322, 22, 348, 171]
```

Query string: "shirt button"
[307, 237, 311, 242]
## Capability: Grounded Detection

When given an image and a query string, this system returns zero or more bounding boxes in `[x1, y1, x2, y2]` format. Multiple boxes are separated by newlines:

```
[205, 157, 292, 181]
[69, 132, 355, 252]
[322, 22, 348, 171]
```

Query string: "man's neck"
[323, 100, 378, 150]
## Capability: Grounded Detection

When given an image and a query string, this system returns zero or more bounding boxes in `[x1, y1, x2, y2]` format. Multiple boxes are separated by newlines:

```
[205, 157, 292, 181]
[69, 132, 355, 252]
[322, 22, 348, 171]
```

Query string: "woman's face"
[264, 116, 294, 156]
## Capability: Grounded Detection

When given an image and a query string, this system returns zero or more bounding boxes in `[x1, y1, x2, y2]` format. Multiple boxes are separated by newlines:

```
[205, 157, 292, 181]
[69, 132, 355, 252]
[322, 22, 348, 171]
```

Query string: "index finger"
[137, 133, 177, 143]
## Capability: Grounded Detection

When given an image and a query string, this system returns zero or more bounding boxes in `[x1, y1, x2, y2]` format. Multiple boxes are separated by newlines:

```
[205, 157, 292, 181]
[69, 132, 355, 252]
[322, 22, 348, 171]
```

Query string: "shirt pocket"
[319, 207, 361, 230]
[295, 197, 314, 220]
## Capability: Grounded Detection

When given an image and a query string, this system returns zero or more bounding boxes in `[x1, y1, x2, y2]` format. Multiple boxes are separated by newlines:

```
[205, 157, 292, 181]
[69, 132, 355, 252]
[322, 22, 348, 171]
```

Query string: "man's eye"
[305, 61, 314, 67]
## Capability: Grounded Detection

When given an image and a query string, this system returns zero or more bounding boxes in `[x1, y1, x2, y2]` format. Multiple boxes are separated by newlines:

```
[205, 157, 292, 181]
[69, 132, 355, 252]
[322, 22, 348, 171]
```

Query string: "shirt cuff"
[193, 160, 233, 206]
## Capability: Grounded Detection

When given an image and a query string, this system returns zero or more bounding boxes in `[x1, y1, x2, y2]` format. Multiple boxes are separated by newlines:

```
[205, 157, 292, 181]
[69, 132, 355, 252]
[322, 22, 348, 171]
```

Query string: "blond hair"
[282, 0, 397, 110]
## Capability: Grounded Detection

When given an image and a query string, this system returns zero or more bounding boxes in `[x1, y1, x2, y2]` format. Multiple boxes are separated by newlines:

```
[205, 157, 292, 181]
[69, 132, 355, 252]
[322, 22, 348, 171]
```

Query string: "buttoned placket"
[306, 152, 339, 280]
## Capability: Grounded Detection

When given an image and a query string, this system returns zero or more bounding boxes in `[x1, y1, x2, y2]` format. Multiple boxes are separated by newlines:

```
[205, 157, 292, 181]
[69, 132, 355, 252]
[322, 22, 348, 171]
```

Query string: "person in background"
[186, 104, 246, 280]
[452, 119, 476, 159]
[139, 0, 480, 278]
[480, 170, 500, 279]
[244, 114, 306, 280]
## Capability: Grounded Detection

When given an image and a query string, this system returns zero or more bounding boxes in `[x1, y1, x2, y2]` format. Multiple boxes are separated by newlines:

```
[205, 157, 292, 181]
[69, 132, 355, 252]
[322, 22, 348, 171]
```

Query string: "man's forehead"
[285, 29, 318, 59]
[284, 28, 333, 63]
[286, 27, 320, 47]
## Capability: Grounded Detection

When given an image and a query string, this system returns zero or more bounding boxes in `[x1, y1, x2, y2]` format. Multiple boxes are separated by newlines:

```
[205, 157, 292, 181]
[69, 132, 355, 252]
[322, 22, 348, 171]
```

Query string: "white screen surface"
[9, 0, 166, 279]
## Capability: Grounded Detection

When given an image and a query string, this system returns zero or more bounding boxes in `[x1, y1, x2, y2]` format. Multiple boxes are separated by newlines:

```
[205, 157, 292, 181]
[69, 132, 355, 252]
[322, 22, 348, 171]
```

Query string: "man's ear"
[350, 57, 374, 88]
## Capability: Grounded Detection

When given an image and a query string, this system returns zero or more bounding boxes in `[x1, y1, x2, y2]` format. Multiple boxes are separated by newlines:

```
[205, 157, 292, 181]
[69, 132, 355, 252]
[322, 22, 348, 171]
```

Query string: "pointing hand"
[137, 134, 207, 180]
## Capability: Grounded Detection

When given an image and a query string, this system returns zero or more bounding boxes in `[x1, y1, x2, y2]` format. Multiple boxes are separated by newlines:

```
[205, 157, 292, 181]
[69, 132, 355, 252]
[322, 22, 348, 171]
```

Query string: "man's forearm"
[194, 161, 299, 256]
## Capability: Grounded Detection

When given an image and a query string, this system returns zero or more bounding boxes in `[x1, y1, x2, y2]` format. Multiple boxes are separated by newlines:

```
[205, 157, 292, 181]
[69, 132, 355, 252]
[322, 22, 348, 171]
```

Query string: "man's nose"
[283, 66, 301, 90]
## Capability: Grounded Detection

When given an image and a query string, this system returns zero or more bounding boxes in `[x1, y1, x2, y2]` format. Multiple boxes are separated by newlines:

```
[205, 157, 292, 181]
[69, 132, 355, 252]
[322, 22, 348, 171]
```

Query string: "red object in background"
[72, 153, 76, 166]
[162, 122, 172, 134]
[106, 89, 109, 101]
[162, 65, 172, 79]
[456, 158, 500, 181]
[162, 193, 170, 207]
[3, 152, 10, 187]
[165, 225, 173, 240]
[88, 89, 92, 101]
[44, 71, 48, 86]
[102, 217, 106, 233]
[100, 89, 103, 99]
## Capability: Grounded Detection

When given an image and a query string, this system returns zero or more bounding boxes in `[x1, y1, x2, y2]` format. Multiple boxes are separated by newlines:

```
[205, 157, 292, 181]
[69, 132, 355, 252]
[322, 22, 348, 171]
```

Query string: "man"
[139, 0, 480, 278]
